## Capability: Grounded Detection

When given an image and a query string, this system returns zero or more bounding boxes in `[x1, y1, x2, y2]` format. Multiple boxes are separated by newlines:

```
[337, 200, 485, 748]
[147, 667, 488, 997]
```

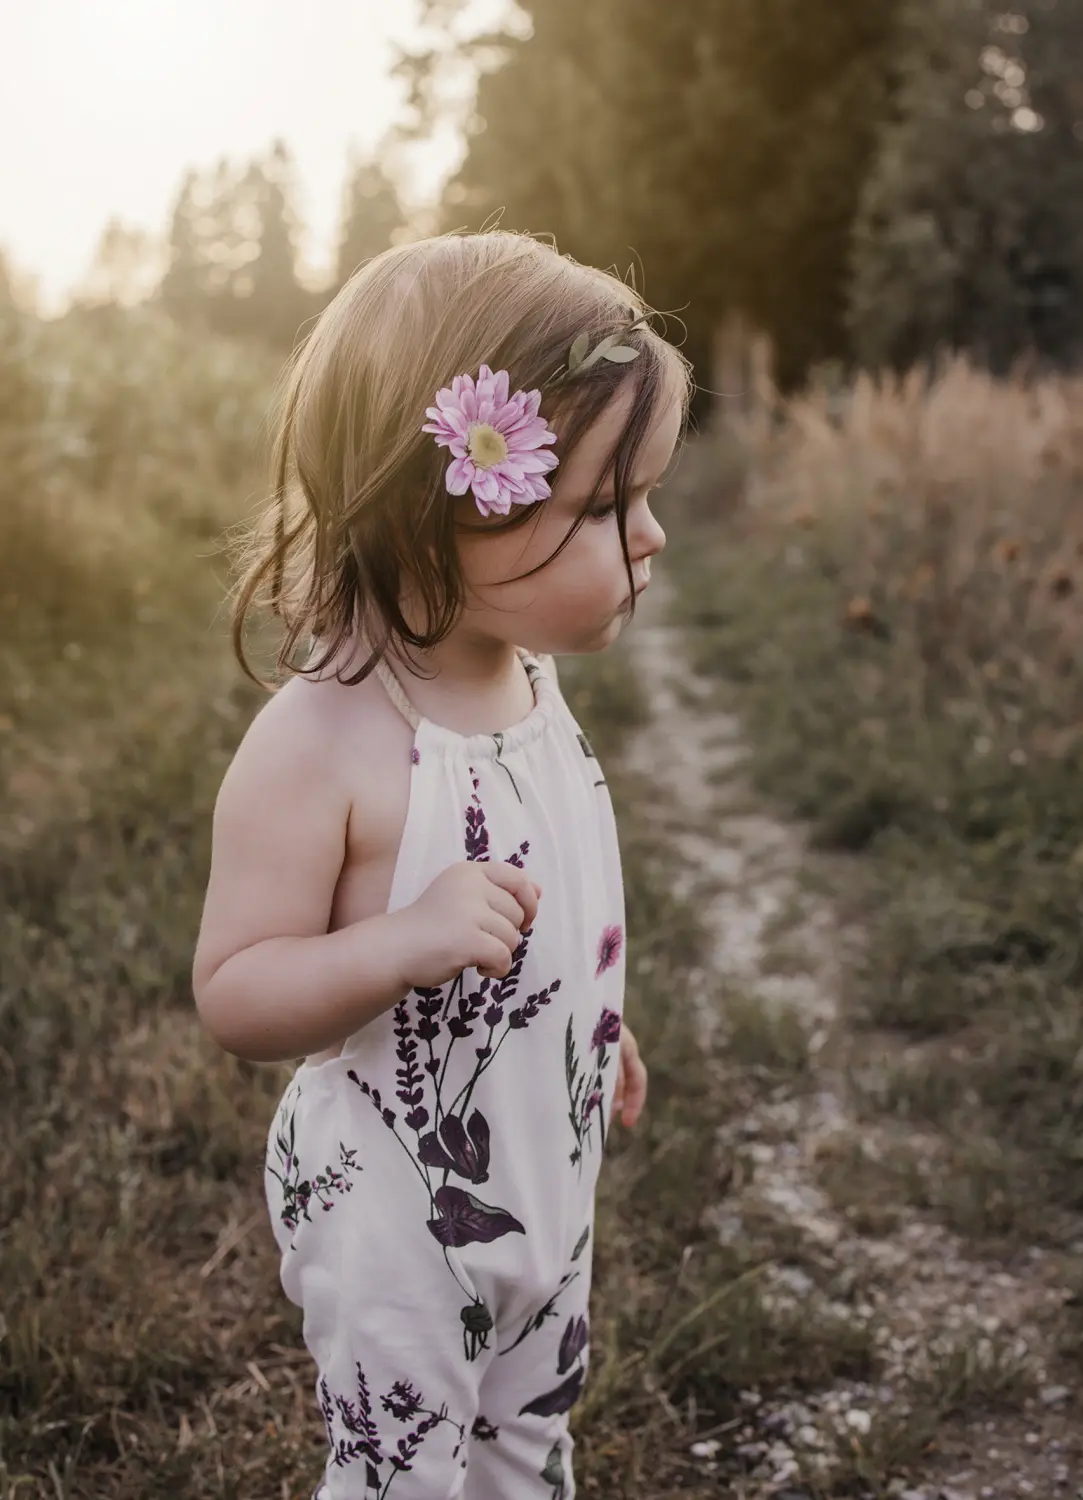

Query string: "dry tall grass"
[671, 350, 1083, 1236]
[2, 303, 778, 1498]
[744, 357, 1083, 731]
[8, 299, 1082, 1497]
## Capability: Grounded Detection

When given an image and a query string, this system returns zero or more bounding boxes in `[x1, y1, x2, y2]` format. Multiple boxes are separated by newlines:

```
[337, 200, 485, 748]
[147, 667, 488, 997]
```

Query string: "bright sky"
[0, 0, 501, 312]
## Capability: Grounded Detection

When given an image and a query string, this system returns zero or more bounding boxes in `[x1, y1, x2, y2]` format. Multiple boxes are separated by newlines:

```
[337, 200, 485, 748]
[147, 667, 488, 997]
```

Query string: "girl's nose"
[639, 511, 666, 558]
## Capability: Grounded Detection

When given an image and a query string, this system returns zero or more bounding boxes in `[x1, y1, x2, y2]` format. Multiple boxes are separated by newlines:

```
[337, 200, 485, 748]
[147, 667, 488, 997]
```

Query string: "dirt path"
[622, 564, 1081, 1500]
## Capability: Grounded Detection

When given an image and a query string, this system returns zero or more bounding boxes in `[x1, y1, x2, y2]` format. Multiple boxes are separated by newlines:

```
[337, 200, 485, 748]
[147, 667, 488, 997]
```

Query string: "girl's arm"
[192, 687, 413, 1064]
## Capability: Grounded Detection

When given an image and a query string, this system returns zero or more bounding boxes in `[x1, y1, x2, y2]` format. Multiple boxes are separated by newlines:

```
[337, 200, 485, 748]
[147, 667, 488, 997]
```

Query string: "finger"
[517, 870, 540, 930]
[486, 861, 541, 931]
[480, 911, 522, 962]
[488, 868, 538, 933]
[622, 1061, 648, 1127]
[512, 865, 540, 930]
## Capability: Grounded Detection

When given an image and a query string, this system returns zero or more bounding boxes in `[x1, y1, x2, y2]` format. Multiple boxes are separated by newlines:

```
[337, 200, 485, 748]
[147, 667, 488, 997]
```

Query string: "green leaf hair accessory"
[545, 316, 652, 389]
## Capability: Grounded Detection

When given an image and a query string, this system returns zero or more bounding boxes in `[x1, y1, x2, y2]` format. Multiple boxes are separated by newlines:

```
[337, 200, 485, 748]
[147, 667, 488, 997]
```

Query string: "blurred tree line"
[154, 139, 404, 349]
[62, 137, 405, 353]
[57, 0, 1083, 393]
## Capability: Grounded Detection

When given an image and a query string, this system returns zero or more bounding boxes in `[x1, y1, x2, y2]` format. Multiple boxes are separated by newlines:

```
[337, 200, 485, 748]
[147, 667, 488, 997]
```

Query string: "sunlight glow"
[0, 0, 490, 312]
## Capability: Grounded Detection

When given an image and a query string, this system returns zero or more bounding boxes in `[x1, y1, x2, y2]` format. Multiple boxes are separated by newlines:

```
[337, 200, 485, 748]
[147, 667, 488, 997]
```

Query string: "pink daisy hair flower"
[422, 365, 560, 518]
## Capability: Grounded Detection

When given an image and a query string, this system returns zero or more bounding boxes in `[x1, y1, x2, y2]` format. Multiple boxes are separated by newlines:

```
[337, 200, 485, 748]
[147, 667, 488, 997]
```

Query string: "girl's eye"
[586, 486, 656, 523]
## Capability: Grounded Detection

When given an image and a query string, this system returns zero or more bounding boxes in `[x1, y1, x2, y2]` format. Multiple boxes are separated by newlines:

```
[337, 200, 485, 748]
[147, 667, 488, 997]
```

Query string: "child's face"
[452, 376, 683, 657]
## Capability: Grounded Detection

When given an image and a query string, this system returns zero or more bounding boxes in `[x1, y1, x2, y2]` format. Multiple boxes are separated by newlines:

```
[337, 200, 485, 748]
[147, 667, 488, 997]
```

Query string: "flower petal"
[506, 451, 555, 476]
[491, 398, 526, 432]
[477, 487, 513, 517]
[493, 369, 510, 407]
[426, 373, 559, 499]
[446, 457, 475, 495]
[472, 468, 501, 504]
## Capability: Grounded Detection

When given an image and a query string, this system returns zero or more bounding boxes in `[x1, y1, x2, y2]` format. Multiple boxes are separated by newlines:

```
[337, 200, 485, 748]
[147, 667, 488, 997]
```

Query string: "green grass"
[0, 304, 866, 1497]
[663, 510, 1083, 1239]
[6, 307, 1076, 1497]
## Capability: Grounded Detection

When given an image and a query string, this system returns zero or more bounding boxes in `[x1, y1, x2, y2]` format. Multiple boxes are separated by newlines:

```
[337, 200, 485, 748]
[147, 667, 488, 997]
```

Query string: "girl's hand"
[610, 1022, 648, 1129]
[399, 860, 541, 987]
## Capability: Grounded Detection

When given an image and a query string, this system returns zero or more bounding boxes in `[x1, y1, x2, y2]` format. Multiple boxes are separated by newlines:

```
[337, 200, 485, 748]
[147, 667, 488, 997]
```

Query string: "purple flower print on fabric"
[464, 768, 490, 862]
[519, 1365, 585, 1418]
[417, 1111, 491, 1182]
[565, 1014, 619, 1170]
[383, 1381, 424, 1421]
[557, 1315, 589, 1375]
[267, 1085, 359, 1238]
[497, 1219, 591, 1426]
[595, 924, 623, 977]
[318, 1363, 468, 1495]
[426, 1185, 526, 1247]
[346, 767, 563, 1360]
[411, 746, 420, 765]
[591, 1008, 622, 1051]
[564, 926, 624, 1172]
[502, 1230, 590, 1490]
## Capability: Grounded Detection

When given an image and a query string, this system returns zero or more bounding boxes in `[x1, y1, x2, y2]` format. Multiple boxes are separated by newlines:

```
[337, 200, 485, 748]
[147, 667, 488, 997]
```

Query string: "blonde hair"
[227, 230, 693, 689]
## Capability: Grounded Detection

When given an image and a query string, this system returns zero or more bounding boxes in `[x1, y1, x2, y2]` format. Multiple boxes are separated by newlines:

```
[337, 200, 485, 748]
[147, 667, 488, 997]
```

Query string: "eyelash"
[587, 500, 619, 523]
[587, 487, 656, 524]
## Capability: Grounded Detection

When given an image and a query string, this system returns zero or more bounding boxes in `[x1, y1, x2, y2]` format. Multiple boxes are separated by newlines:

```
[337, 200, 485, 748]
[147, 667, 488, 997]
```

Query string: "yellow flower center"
[467, 423, 508, 469]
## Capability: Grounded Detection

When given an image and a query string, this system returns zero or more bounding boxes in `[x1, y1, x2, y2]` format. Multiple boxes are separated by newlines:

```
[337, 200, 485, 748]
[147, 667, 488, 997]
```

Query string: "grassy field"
[5, 300, 1082, 1497]
[0, 300, 785, 1499]
[664, 354, 1083, 1252]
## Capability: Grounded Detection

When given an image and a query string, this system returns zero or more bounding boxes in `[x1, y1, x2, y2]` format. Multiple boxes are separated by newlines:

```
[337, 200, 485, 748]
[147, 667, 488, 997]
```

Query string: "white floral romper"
[264, 647, 626, 1500]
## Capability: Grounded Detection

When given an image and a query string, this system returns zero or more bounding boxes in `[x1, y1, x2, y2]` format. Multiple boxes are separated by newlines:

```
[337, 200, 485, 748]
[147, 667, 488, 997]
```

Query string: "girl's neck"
[389, 591, 528, 693]
[382, 628, 536, 738]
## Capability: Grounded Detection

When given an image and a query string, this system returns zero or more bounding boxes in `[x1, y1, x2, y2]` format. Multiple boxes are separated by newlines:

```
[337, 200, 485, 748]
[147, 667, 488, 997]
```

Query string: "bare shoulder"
[191, 666, 381, 1001]
[221, 670, 356, 810]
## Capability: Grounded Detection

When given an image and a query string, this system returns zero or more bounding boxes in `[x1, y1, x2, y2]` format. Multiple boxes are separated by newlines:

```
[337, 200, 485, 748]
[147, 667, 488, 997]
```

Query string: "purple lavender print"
[348, 767, 564, 1360]
[318, 1365, 468, 1497]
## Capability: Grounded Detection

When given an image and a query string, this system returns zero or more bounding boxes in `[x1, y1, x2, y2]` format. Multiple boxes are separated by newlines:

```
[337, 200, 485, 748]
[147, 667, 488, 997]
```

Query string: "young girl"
[192, 230, 691, 1500]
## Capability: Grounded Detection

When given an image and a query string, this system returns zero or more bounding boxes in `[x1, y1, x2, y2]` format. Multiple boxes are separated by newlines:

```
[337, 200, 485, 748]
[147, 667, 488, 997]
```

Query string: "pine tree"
[76, 218, 165, 308]
[335, 153, 403, 287]
[245, 139, 308, 348]
[159, 170, 205, 324]
[159, 143, 311, 348]
[400, 0, 901, 390]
